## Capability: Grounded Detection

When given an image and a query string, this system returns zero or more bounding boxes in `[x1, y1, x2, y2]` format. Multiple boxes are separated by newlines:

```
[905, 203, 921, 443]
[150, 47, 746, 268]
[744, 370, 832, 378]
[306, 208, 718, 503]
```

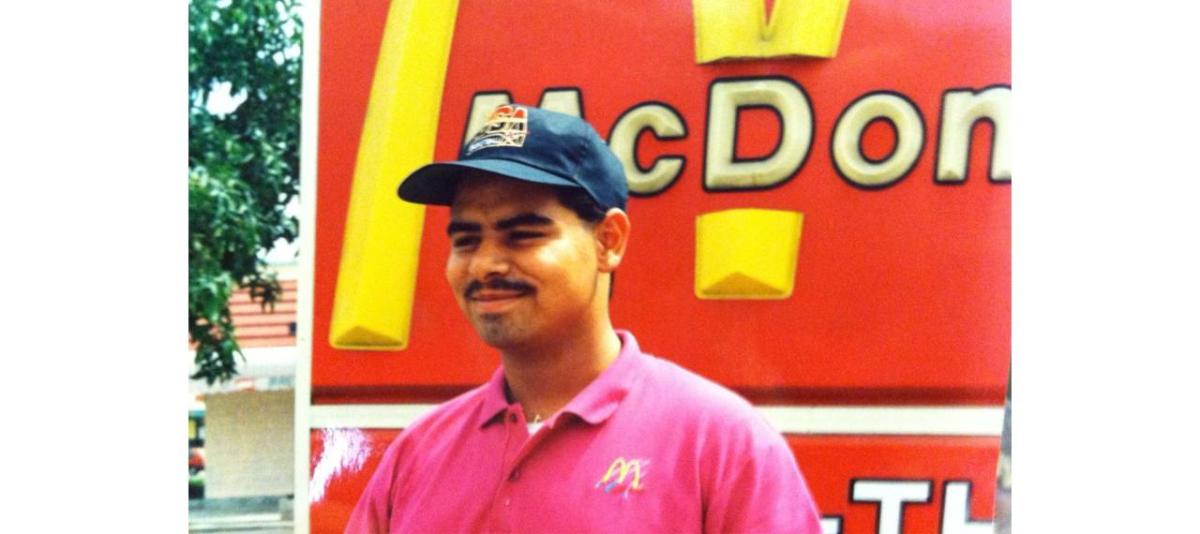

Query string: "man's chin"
[471, 318, 529, 349]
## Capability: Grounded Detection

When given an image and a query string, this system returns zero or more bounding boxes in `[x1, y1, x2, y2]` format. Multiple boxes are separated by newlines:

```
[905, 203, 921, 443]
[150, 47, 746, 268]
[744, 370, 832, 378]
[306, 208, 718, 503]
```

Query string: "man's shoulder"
[406, 382, 491, 434]
[383, 381, 493, 454]
[635, 352, 774, 434]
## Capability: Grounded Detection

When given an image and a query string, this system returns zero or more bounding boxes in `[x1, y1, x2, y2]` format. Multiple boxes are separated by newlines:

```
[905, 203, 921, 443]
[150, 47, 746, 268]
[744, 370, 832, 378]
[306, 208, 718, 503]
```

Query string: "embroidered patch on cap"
[465, 104, 528, 155]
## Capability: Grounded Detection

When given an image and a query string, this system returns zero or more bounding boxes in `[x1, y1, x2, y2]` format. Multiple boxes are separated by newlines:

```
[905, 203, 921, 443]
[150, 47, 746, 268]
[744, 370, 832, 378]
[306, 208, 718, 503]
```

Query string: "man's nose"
[468, 239, 510, 280]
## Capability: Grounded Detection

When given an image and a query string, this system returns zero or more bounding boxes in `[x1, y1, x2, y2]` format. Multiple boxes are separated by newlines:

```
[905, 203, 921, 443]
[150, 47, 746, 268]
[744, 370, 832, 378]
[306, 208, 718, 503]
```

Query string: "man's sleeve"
[343, 437, 405, 534]
[703, 434, 824, 533]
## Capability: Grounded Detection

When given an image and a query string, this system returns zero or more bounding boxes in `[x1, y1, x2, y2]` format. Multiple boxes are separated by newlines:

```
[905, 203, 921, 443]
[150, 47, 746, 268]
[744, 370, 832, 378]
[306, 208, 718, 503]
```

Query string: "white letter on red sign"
[935, 86, 1011, 183]
[832, 91, 925, 189]
[704, 77, 813, 191]
[608, 103, 687, 196]
[537, 88, 583, 118]
[851, 479, 932, 534]
[939, 481, 992, 534]
[820, 516, 843, 534]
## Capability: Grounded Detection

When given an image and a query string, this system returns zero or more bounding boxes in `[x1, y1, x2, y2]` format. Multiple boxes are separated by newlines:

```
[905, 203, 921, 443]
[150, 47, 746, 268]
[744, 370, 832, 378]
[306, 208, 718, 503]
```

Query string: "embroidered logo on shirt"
[465, 104, 528, 155]
[594, 457, 649, 499]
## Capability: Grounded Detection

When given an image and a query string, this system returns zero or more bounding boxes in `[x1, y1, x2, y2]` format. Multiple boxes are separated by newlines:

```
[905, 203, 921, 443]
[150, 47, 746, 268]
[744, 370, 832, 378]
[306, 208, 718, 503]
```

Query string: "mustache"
[465, 278, 534, 299]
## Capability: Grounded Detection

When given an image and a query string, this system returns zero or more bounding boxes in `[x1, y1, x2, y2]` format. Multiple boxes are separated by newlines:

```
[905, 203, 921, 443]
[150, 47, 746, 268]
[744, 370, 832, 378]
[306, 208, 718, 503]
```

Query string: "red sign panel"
[313, 0, 1009, 404]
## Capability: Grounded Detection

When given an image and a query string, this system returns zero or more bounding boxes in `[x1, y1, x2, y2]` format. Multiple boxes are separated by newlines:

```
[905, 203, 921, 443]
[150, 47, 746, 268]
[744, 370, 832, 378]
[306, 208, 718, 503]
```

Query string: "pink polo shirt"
[345, 331, 822, 533]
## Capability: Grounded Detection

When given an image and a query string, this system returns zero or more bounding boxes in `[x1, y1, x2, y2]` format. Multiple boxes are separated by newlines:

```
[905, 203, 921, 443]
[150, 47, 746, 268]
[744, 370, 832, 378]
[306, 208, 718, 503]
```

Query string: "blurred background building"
[189, 257, 297, 533]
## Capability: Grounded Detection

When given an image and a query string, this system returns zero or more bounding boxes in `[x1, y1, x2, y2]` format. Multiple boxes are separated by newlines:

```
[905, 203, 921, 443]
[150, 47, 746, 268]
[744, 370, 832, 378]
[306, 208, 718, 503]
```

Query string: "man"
[345, 105, 823, 533]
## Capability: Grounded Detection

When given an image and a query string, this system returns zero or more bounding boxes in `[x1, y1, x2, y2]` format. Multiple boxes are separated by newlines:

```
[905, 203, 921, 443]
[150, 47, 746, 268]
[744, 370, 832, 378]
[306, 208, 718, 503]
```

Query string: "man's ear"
[595, 208, 630, 273]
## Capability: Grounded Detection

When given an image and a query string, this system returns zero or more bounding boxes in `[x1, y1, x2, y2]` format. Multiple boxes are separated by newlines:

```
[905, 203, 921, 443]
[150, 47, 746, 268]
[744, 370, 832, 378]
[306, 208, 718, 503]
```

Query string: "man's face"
[446, 174, 601, 350]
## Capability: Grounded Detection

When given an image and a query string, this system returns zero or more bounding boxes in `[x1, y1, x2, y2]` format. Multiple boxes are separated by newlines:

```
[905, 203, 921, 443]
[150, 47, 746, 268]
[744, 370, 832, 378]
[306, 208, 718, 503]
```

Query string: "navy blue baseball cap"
[397, 105, 628, 210]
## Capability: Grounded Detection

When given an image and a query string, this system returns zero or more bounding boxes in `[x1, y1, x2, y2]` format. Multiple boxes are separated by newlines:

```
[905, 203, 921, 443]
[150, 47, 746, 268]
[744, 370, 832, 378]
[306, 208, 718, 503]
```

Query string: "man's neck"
[499, 324, 622, 423]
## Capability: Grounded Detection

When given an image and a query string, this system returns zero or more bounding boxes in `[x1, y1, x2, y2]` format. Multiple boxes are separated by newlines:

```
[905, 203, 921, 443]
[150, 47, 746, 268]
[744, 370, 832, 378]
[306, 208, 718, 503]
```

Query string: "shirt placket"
[490, 405, 559, 533]
[488, 406, 526, 532]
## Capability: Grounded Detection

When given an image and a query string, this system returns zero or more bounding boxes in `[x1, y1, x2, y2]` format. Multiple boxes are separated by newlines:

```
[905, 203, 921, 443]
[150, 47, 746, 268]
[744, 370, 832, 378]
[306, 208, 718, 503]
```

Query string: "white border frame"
[293, 0, 322, 530]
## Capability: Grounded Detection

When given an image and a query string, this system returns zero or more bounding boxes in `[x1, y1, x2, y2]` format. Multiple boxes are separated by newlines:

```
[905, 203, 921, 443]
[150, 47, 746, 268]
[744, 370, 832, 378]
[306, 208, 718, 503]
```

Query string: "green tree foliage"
[189, 0, 302, 384]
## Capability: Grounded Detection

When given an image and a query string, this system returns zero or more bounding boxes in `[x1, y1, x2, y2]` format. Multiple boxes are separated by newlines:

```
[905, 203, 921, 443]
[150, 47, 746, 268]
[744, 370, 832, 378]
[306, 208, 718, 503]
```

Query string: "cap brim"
[397, 158, 581, 206]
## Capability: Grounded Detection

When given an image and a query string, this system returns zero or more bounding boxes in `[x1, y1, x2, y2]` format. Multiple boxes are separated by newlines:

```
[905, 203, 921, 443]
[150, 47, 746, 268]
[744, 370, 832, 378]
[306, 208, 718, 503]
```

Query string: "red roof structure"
[229, 279, 297, 348]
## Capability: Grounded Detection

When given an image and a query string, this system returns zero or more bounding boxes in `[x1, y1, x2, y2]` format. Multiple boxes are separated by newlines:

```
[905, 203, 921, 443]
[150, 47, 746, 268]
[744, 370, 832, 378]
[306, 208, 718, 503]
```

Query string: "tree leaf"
[188, 0, 302, 384]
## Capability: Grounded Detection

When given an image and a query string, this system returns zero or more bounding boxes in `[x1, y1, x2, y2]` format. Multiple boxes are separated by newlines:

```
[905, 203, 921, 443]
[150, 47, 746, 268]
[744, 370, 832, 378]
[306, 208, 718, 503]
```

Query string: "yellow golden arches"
[695, 209, 805, 300]
[692, 0, 851, 62]
[329, 0, 461, 350]
[598, 457, 646, 490]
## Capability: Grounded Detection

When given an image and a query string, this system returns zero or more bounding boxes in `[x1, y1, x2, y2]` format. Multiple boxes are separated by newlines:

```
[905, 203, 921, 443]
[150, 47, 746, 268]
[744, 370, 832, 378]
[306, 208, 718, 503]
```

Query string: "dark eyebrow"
[495, 213, 554, 231]
[446, 221, 481, 236]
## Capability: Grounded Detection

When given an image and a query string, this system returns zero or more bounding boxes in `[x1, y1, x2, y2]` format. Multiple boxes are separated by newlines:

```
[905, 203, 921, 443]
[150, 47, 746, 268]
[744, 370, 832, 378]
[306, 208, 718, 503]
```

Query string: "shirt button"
[504, 498, 511, 507]
[508, 414, 517, 423]
[508, 469, 520, 482]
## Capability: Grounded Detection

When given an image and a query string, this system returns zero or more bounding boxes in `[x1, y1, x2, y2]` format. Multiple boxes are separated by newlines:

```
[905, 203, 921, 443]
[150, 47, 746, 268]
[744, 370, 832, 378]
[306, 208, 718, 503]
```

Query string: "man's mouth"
[469, 290, 530, 313]
[465, 280, 533, 313]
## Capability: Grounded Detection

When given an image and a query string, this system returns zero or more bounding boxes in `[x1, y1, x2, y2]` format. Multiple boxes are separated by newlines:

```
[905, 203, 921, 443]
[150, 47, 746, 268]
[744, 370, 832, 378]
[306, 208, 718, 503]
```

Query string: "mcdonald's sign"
[302, 0, 1010, 532]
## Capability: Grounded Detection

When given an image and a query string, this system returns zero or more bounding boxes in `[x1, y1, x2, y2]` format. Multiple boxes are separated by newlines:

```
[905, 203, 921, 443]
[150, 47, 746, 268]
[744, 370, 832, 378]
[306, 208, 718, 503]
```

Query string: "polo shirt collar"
[475, 330, 646, 428]
[477, 366, 512, 428]
[560, 330, 644, 425]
